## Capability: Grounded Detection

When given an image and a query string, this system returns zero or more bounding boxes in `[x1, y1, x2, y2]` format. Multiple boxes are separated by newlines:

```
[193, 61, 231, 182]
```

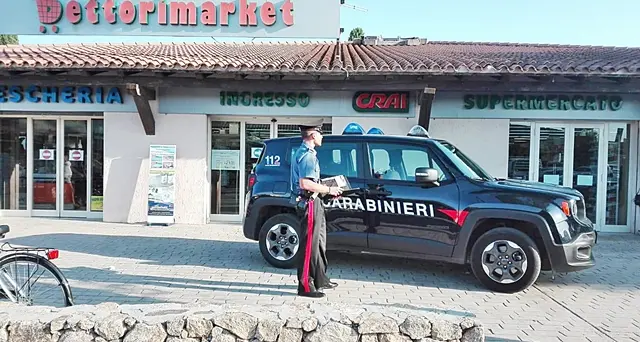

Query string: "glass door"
[30, 117, 99, 218]
[533, 123, 607, 230]
[60, 119, 88, 217]
[31, 119, 59, 216]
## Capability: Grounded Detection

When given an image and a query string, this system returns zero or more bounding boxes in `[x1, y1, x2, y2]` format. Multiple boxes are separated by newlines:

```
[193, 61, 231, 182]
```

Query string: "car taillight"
[47, 250, 59, 260]
[247, 174, 256, 190]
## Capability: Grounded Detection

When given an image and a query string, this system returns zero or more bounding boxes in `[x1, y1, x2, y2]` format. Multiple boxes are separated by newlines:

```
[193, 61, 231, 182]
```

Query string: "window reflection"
[606, 124, 630, 225]
[508, 123, 531, 180]
[211, 121, 241, 215]
[91, 119, 104, 212]
[0, 118, 27, 210]
[538, 127, 565, 186]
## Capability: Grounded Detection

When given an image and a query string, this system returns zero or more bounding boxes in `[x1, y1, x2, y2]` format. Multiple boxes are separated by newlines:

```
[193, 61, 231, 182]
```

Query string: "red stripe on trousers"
[302, 199, 314, 293]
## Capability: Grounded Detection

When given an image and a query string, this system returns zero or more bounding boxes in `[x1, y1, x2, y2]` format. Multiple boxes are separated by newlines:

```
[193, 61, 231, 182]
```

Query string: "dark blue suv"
[242, 125, 596, 293]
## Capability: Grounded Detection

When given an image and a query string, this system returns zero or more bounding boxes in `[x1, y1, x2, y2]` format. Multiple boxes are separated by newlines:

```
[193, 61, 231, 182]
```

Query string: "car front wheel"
[470, 227, 542, 293]
[258, 213, 301, 269]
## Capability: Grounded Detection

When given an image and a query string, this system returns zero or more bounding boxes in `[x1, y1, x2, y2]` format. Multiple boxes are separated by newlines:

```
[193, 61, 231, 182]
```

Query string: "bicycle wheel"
[0, 253, 73, 307]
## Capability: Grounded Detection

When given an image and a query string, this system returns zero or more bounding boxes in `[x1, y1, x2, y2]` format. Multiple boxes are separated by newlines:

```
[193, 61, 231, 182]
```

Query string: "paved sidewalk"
[1, 217, 639, 342]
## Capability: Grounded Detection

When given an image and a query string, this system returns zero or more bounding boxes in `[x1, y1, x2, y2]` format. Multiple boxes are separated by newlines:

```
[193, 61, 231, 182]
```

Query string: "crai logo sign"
[34, 0, 294, 33]
[352, 91, 410, 113]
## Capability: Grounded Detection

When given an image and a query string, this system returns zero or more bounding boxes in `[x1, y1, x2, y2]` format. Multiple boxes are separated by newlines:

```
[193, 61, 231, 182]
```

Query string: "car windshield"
[432, 140, 494, 181]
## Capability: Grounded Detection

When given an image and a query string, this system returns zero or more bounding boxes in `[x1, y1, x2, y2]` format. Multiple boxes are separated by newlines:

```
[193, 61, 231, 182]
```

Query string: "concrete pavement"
[1, 217, 638, 342]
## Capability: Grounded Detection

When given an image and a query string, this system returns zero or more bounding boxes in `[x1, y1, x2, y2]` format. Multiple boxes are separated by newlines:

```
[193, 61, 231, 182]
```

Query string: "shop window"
[368, 143, 447, 182]
[91, 119, 104, 212]
[32, 119, 58, 210]
[211, 121, 241, 215]
[277, 123, 332, 138]
[606, 124, 631, 225]
[0, 118, 27, 210]
[508, 122, 531, 180]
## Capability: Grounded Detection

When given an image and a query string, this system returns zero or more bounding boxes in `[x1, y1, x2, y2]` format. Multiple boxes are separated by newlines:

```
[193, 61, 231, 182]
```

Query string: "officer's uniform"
[291, 124, 332, 297]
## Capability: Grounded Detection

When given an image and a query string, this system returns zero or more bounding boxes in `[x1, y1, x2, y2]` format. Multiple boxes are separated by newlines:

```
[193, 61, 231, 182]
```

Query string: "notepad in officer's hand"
[320, 175, 352, 190]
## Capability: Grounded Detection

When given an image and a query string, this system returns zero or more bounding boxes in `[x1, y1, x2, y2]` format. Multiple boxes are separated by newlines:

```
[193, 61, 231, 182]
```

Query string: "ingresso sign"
[0, 0, 340, 38]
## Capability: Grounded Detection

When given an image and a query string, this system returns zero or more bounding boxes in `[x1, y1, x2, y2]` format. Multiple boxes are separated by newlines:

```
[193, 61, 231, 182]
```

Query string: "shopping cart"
[36, 0, 63, 34]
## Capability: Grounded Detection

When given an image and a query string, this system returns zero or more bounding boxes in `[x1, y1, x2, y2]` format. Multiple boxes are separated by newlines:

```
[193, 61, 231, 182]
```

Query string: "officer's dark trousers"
[297, 196, 330, 293]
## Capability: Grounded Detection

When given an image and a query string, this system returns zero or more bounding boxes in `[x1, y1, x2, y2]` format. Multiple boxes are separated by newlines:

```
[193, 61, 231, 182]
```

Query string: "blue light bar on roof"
[343, 122, 365, 135]
[407, 125, 430, 138]
[367, 127, 384, 135]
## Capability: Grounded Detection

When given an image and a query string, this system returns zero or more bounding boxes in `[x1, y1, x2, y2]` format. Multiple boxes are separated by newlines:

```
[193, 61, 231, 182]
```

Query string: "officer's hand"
[328, 186, 343, 196]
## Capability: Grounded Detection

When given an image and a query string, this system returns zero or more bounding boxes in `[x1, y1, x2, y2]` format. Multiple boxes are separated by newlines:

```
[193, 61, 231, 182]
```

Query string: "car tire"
[258, 213, 301, 269]
[469, 227, 542, 293]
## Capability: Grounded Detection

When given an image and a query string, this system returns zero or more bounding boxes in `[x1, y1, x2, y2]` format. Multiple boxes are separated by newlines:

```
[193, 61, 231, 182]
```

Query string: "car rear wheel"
[258, 213, 301, 269]
[470, 227, 541, 293]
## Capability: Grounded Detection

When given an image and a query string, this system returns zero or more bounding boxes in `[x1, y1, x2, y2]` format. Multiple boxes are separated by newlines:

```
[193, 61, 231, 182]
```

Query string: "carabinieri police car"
[242, 124, 597, 293]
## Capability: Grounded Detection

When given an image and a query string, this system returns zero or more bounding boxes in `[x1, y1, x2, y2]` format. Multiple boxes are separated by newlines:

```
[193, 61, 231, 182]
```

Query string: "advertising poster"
[147, 144, 176, 225]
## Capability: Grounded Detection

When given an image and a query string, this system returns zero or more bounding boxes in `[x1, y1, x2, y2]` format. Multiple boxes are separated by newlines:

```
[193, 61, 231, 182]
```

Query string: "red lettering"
[65, 1, 82, 24]
[355, 93, 370, 109]
[85, 0, 99, 23]
[239, 0, 257, 26]
[200, 1, 216, 25]
[139, 1, 155, 25]
[170, 2, 197, 25]
[119, 1, 136, 24]
[280, 0, 294, 26]
[260, 2, 276, 26]
[103, 0, 116, 23]
[354, 92, 408, 111]
[158, 2, 167, 25]
[371, 94, 386, 109]
[220, 2, 236, 26]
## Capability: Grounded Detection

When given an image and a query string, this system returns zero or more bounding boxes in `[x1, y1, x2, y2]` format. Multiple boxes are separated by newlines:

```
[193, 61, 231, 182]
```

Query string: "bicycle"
[0, 224, 74, 307]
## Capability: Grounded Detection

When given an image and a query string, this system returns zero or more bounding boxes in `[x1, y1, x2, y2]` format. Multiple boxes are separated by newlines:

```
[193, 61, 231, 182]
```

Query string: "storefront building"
[428, 92, 640, 234]
[0, 84, 136, 219]
[2, 38, 640, 235]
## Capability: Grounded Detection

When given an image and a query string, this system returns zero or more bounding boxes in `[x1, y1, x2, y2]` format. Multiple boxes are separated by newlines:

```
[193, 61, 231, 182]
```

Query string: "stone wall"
[0, 302, 485, 342]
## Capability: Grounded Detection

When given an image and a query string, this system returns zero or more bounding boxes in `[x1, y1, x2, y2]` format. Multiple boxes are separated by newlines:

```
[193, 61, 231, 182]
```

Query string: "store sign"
[0, 85, 124, 104]
[463, 94, 623, 111]
[352, 91, 410, 113]
[0, 0, 340, 38]
[219, 91, 310, 108]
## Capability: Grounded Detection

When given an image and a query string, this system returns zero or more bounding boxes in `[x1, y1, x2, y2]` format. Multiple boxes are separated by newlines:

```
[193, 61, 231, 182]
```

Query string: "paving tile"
[1, 217, 638, 341]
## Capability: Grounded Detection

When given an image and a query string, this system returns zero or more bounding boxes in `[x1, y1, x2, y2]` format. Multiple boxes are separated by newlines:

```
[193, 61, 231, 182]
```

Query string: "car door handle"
[367, 189, 392, 197]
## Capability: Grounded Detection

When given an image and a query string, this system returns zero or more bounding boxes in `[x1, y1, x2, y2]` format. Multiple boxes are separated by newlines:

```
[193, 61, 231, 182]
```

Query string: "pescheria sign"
[0, 0, 340, 38]
[352, 91, 411, 113]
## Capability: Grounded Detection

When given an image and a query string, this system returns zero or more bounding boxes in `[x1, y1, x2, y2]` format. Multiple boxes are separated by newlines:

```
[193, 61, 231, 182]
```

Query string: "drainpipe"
[417, 87, 437, 131]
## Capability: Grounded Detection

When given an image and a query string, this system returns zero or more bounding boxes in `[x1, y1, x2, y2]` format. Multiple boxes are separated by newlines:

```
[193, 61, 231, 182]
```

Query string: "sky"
[15, 0, 640, 47]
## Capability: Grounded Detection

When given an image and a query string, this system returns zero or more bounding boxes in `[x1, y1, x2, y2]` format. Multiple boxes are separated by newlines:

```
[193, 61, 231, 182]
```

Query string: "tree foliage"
[348, 28, 364, 41]
[0, 35, 19, 45]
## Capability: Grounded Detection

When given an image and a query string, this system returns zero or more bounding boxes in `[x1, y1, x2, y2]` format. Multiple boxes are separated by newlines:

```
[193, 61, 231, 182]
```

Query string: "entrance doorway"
[28, 116, 104, 219]
[209, 117, 331, 222]
[509, 121, 634, 233]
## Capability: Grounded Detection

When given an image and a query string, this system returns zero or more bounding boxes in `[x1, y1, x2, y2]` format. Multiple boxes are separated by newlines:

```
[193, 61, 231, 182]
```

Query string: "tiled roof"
[1, 41, 640, 76]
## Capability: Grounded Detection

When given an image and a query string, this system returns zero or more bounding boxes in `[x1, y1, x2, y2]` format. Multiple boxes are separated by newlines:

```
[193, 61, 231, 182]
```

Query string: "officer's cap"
[298, 119, 324, 133]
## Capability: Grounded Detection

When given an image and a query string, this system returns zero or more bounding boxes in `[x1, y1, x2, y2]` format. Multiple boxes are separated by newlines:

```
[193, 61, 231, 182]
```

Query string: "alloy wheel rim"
[265, 223, 299, 261]
[480, 240, 528, 284]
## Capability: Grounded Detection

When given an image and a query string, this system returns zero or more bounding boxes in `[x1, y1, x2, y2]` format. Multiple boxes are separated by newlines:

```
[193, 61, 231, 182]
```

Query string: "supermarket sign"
[0, 0, 340, 38]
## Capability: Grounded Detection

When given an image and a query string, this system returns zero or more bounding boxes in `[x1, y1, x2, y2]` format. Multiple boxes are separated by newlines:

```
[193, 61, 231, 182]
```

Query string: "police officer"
[291, 121, 342, 298]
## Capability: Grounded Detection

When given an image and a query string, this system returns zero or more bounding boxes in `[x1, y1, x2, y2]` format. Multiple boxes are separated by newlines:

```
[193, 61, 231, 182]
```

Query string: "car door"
[364, 140, 460, 257]
[292, 138, 368, 249]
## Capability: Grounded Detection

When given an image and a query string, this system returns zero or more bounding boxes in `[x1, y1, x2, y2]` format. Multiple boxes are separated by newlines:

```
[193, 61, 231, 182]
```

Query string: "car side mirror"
[415, 167, 439, 186]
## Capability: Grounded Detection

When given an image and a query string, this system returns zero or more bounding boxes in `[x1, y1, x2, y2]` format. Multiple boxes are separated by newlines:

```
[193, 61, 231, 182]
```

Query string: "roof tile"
[1, 41, 639, 75]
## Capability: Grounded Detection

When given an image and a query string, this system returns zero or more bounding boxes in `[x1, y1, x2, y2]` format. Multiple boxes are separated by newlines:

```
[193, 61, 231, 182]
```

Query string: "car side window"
[315, 142, 361, 178]
[368, 143, 448, 182]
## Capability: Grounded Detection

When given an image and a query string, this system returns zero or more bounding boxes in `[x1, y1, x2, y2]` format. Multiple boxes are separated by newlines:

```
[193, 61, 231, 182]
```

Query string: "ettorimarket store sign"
[463, 94, 624, 111]
[0, 0, 340, 38]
